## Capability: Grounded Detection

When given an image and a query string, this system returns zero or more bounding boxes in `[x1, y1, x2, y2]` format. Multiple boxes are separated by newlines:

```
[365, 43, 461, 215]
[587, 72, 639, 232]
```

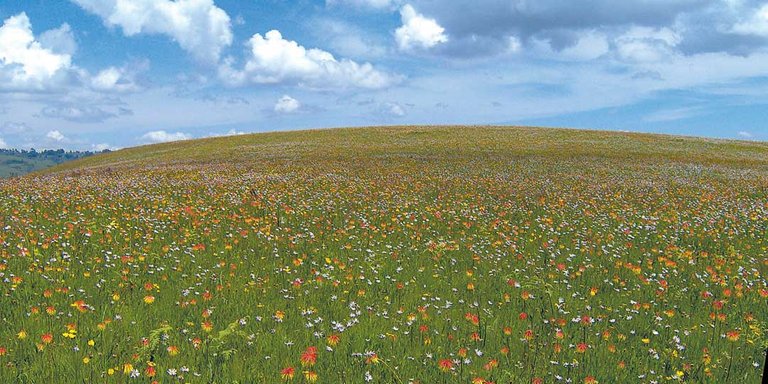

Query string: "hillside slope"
[3, 126, 767, 383]
[42, 126, 768, 174]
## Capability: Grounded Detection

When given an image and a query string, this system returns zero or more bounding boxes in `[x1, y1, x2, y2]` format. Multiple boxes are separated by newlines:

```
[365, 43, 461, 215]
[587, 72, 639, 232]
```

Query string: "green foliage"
[0, 148, 95, 178]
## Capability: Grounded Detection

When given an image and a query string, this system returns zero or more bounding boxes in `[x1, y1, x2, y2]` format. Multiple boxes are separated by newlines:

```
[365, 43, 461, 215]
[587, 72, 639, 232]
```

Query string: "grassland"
[2, 126, 767, 383]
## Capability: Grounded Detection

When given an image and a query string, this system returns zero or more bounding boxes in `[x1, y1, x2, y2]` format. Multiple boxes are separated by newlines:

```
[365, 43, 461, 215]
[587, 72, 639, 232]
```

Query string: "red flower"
[438, 358, 453, 372]
[301, 347, 318, 366]
[281, 366, 295, 380]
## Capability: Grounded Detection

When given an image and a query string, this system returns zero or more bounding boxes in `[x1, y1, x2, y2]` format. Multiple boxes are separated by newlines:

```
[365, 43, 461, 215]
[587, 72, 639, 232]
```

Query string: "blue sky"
[0, 0, 766, 150]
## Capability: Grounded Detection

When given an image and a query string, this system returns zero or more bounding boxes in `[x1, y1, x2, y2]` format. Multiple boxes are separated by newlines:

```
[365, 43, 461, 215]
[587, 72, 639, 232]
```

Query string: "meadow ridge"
[1, 126, 767, 383]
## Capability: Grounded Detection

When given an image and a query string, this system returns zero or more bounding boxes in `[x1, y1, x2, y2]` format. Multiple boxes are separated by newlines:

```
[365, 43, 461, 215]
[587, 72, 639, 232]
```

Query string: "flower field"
[1, 127, 767, 383]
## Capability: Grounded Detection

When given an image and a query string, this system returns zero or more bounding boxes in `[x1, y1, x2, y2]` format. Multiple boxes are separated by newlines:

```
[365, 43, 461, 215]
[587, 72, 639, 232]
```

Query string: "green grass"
[3, 125, 767, 383]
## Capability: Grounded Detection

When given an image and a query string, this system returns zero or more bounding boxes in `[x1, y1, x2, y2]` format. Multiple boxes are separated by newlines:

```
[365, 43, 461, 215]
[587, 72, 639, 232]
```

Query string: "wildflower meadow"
[0, 127, 766, 383]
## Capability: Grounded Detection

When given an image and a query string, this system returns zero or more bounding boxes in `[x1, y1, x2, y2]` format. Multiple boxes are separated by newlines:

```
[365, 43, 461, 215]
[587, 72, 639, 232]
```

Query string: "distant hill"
[0, 148, 98, 178]
[42, 126, 768, 176]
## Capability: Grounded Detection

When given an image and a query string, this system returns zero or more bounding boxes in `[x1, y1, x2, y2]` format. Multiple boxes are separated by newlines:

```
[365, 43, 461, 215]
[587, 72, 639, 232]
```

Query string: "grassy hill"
[45, 126, 768, 174]
[4, 126, 768, 383]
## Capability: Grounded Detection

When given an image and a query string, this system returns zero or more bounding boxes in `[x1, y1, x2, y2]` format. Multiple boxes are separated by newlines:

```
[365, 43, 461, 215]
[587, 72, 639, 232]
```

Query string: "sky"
[0, 0, 767, 150]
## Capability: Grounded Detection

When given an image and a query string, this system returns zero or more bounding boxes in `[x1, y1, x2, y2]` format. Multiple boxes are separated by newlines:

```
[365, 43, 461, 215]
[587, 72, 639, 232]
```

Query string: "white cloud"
[378, 102, 406, 117]
[90, 61, 147, 92]
[615, 27, 681, 62]
[561, 32, 610, 61]
[733, 4, 768, 36]
[326, 0, 399, 10]
[274, 95, 301, 113]
[91, 143, 117, 151]
[0, 137, 7, 149]
[738, 131, 753, 139]
[72, 0, 233, 63]
[507, 36, 522, 54]
[205, 129, 248, 138]
[39, 23, 78, 56]
[0, 13, 73, 89]
[46, 130, 66, 141]
[141, 130, 192, 144]
[395, 4, 448, 51]
[219, 30, 398, 89]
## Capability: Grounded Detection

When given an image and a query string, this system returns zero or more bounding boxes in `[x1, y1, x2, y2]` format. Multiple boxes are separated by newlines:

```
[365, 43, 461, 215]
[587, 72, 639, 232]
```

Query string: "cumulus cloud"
[392, 0, 757, 58]
[219, 30, 399, 89]
[733, 4, 768, 36]
[46, 130, 66, 141]
[90, 61, 148, 93]
[0, 13, 73, 90]
[395, 4, 448, 51]
[274, 95, 301, 113]
[39, 23, 78, 56]
[0, 136, 8, 149]
[72, 0, 233, 63]
[141, 130, 192, 143]
[91, 143, 116, 151]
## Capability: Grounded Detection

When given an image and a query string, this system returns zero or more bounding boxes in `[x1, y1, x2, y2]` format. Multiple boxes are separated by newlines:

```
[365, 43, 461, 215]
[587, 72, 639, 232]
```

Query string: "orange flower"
[483, 359, 498, 371]
[303, 371, 318, 382]
[202, 321, 213, 332]
[584, 376, 598, 384]
[145, 362, 156, 377]
[523, 329, 534, 341]
[327, 334, 340, 346]
[41, 333, 53, 344]
[576, 343, 588, 353]
[0, 346, 7, 356]
[143, 295, 155, 304]
[438, 358, 453, 372]
[301, 346, 318, 366]
[167, 345, 179, 356]
[281, 366, 295, 380]
[71, 300, 89, 313]
[726, 330, 740, 342]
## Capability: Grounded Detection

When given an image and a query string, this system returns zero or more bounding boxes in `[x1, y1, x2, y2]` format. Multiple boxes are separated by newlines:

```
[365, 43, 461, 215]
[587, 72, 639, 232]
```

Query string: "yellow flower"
[83, 356, 90, 364]
[107, 368, 115, 376]
[123, 363, 133, 374]
[17, 330, 27, 339]
[143, 295, 155, 304]
[88, 339, 95, 347]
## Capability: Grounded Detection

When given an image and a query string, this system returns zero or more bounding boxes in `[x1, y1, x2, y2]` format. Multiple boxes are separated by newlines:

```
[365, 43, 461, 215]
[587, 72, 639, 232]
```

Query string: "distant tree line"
[0, 148, 100, 162]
